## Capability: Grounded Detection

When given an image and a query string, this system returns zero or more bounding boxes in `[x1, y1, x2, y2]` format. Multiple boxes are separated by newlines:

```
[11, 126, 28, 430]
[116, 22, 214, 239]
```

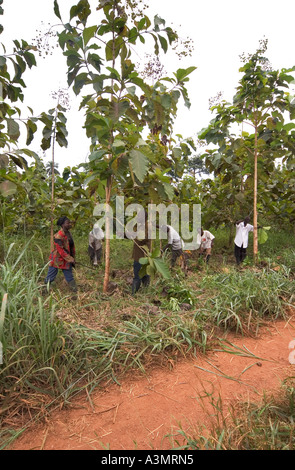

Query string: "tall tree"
[199, 39, 295, 261]
[54, 0, 196, 291]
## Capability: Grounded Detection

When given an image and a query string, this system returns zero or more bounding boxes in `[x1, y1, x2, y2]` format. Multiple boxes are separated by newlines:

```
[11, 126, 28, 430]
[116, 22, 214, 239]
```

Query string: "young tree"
[199, 40, 295, 261]
[0, 2, 69, 225]
[54, 0, 196, 291]
[41, 88, 70, 249]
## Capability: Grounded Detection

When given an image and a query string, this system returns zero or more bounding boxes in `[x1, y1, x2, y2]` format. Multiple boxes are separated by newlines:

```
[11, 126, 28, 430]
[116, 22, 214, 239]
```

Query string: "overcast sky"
[2, 0, 295, 171]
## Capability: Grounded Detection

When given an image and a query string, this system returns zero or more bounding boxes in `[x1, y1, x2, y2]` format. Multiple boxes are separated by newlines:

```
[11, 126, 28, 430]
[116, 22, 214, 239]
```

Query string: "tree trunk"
[50, 111, 57, 252]
[103, 176, 112, 293]
[253, 125, 258, 263]
[102, 5, 116, 294]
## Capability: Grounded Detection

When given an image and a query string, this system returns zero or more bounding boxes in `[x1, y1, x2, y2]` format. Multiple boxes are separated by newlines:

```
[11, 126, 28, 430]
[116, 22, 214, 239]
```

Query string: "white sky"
[2, 0, 295, 171]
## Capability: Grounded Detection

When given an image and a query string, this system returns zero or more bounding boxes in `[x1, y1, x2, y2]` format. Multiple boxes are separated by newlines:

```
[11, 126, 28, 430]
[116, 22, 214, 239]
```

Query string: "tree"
[0, 2, 69, 218]
[54, 0, 196, 292]
[199, 39, 295, 261]
[41, 88, 70, 249]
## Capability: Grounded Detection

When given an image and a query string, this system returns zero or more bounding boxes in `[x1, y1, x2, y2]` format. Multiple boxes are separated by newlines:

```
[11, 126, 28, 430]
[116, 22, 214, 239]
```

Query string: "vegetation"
[0, 0, 294, 452]
[170, 376, 295, 450]
[0, 229, 294, 449]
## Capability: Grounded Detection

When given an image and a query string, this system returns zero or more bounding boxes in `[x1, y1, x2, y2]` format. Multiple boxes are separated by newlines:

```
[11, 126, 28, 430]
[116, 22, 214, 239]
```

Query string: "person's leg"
[45, 266, 58, 285]
[205, 247, 211, 263]
[171, 249, 182, 267]
[132, 261, 142, 294]
[88, 245, 94, 264]
[97, 247, 102, 263]
[234, 244, 241, 265]
[62, 267, 77, 293]
[240, 246, 247, 263]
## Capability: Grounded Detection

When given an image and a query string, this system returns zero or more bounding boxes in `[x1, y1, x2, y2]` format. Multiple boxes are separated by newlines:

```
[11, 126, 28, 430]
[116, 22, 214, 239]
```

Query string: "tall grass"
[0, 241, 208, 448]
[200, 267, 295, 333]
[1, 229, 294, 448]
[169, 377, 295, 450]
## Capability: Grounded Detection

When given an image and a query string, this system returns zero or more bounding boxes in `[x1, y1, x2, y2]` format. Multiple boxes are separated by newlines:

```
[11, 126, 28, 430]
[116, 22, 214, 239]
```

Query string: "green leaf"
[158, 35, 168, 53]
[162, 182, 174, 201]
[73, 72, 88, 94]
[283, 122, 295, 132]
[175, 66, 197, 83]
[23, 51, 36, 68]
[83, 25, 97, 46]
[153, 258, 171, 279]
[0, 153, 9, 168]
[105, 37, 123, 62]
[56, 132, 68, 147]
[129, 149, 149, 183]
[146, 265, 155, 277]
[0, 180, 17, 197]
[7, 119, 20, 140]
[89, 149, 108, 161]
[258, 228, 268, 245]
[54, 0, 62, 20]
[109, 100, 130, 122]
[151, 248, 161, 258]
[88, 52, 102, 72]
[26, 119, 37, 145]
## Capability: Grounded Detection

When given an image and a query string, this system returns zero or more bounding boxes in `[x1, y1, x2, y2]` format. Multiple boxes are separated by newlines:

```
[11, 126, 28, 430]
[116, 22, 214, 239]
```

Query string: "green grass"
[200, 267, 294, 333]
[169, 377, 295, 450]
[0, 227, 294, 449]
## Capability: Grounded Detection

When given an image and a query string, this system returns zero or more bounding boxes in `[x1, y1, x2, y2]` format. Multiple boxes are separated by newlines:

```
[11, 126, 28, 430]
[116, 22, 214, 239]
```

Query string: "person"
[161, 224, 186, 270]
[131, 219, 151, 295]
[234, 216, 253, 265]
[199, 228, 215, 263]
[44, 216, 77, 294]
[88, 223, 104, 266]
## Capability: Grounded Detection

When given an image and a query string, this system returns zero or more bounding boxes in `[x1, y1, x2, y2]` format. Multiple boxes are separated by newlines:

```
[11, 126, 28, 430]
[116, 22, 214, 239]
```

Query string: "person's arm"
[235, 219, 243, 225]
[89, 233, 95, 249]
[162, 243, 172, 252]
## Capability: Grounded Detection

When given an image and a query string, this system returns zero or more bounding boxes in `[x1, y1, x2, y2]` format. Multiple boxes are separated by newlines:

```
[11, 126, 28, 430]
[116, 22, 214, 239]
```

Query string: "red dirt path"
[10, 317, 295, 450]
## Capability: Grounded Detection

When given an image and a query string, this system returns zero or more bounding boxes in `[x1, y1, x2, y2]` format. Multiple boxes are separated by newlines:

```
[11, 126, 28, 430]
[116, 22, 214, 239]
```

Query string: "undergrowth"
[0, 229, 294, 449]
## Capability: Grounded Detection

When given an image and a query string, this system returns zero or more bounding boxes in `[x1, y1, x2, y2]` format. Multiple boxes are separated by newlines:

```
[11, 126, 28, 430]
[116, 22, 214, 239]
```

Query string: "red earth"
[10, 317, 295, 450]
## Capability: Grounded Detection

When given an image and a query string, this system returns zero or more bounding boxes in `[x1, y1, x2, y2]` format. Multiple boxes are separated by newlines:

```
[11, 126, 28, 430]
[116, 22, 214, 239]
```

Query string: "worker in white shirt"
[88, 223, 104, 266]
[161, 224, 186, 269]
[234, 216, 253, 265]
[199, 228, 215, 263]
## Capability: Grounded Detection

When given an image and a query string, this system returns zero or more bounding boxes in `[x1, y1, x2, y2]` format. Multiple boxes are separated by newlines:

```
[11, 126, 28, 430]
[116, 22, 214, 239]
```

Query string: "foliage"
[198, 39, 295, 249]
[174, 377, 295, 450]
[201, 267, 294, 333]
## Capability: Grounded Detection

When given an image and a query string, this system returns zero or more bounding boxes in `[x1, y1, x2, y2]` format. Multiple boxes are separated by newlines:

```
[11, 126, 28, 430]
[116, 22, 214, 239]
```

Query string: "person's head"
[57, 216, 71, 231]
[159, 224, 169, 235]
[244, 216, 250, 225]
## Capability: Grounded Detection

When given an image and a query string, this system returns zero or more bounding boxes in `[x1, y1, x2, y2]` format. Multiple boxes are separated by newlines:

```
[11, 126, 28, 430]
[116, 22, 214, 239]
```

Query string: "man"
[234, 216, 253, 265]
[45, 216, 77, 295]
[88, 223, 104, 266]
[131, 217, 151, 295]
[161, 224, 186, 269]
[199, 228, 215, 263]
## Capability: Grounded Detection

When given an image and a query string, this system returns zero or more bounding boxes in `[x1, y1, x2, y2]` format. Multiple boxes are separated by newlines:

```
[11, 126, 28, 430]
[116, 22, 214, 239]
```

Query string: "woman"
[45, 216, 77, 294]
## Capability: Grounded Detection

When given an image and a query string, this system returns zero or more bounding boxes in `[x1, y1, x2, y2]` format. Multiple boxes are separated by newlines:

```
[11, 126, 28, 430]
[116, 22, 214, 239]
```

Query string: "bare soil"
[9, 315, 295, 451]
